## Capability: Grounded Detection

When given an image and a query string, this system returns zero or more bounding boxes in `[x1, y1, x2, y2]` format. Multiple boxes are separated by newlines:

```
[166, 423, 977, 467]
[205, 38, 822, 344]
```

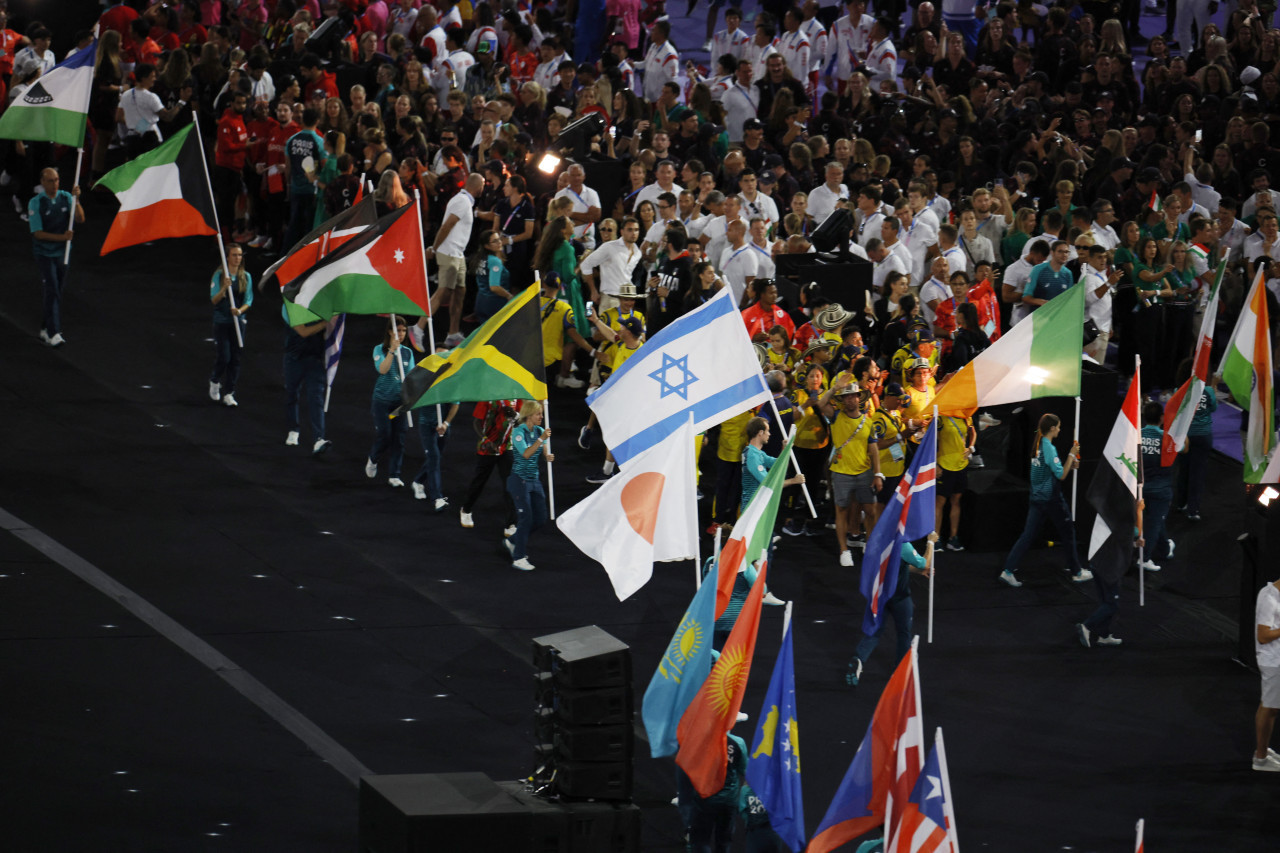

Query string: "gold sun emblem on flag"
[659, 616, 704, 682]
[707, 646, 750, 715]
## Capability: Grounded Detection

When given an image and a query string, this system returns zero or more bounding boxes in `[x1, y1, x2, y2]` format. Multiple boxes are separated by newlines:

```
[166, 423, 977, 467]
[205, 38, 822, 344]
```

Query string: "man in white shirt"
[1089, 200, 1120, 250]
[737, 170, 780, 231]
[432, 28, 475, 100]
[1242, 169, 1280, 220]
[1217, 198, 1251, 267]
[641, 192, 679, 268]
[853, 185, 885, 249]
[919, 256, 951, 329]
[742, 13, 780, 83]
[12, 27, 54, 81]
[894, 199, 939, 287]
[799, 0, 829, 93]
[641, 20, 680, 103]
[579, 216, 642, 313]
[418, 5, 447, 65]
[423, 173, 484, 348]
[778, 9, 812, 92]
[863, 17, 897, 90]
[718, 59, 760, 143]
[867, 238, 909, 293]
[1081, 245, 1122, 362]
[880, 217, 912, 270]
[533, 37, 569, 93]
[826, 0, 874, 88]
[1251, 574, 1280, 772]
[120, 63, 188, 155]
[554, 163, 602, 249]
[808, 161, 850, 225]
[677, 190, 707, 239]
[636, 159, 684, 210]
[719, 219, 759, 305]
[907, 183, 941, 232]
[937, 224, 967, 278]
[1002, 239, 1050, 327]
[1245, 212, 1280, 283]
[703, 194, 747, 264]
[710, 6, 750, 60]
[1174, 180, 1211, 228]
[749, 218, 776, 279]
[970, 188, 1008, 249]
[246, 56, 276, 104]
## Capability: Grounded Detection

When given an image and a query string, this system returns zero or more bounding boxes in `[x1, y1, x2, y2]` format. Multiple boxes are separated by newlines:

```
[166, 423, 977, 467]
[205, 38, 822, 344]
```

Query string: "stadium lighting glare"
[1260, 486, 1280, 507]
[1025, 366, 1050, 385]
[537, 152, 562, 175]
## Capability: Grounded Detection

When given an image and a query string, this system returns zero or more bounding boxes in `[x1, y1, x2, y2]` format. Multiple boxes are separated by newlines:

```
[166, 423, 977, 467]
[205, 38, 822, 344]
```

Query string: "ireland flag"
[0, 39, 95, 147]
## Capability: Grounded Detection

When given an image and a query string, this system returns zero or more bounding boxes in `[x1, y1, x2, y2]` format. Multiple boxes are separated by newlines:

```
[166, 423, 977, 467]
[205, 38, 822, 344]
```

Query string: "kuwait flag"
[676, 559, 768, 797]
[281, 203, 429, 324]
[0, 39, 94, 146]
[1162, 262, 1225, 464]
[96, 124, 218, 254]
[714, 429, 796, 618]
[557, 416, 699, 600]
[1087, 369, 1141, 584]
[1221, 268, 1276, 483]
[932, 282, 1084, 417]
[260, 194, 378, 290]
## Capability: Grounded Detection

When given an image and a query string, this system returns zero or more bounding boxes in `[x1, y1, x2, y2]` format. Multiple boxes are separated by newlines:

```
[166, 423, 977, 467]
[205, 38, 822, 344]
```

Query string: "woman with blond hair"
[505, 400, 555, 571]
[373, 168, 410, 215]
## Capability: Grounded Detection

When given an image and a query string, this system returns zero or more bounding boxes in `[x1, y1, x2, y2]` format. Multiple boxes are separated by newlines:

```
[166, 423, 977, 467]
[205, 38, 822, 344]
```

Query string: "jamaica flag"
[400, 285, 547, 409]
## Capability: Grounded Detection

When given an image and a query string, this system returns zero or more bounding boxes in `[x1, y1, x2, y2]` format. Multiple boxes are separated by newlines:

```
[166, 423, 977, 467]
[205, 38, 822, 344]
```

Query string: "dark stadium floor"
[4, 6, 1280, 853]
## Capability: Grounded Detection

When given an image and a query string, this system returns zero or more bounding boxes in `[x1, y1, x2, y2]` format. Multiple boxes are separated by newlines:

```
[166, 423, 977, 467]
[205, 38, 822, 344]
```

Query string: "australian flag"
[860, 420, 937, 636]
[746, 616, 804, 852]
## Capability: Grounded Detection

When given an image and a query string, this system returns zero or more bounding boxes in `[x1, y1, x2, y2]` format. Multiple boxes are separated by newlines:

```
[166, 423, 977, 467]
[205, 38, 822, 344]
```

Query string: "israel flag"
[587, 286, 770, 466]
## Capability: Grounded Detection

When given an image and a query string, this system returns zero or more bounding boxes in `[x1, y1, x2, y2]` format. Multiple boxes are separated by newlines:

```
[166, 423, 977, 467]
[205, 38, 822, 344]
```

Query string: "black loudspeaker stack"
[530, 625, 634, 802]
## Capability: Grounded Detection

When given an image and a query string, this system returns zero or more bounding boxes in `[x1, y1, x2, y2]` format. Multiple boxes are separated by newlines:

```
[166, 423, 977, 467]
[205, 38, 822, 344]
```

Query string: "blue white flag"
[860, 420, 937, 636]
[324, 314, 346, 391]
[746, 615, 805, 852]
[587, 286, 770, 465]
[641, 565, 717, 757]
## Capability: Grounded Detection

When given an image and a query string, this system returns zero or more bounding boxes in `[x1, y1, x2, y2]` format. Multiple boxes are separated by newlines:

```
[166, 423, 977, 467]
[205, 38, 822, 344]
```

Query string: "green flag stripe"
[411, 353, 544, 407]
[96, 124, 189, 193]
[292, 272, 425, 321]
[1028, 282, 1085, 399]
[0, 105, 88, 147]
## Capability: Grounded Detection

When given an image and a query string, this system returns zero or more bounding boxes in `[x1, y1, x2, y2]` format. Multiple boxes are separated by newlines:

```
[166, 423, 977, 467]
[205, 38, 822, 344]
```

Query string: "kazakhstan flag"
[746, 617, 805, 852]
[641, 563, 717, 758]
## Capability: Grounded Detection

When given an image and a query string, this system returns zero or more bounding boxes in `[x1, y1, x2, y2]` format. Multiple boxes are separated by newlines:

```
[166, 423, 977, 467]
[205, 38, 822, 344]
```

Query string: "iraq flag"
[1087, 368, 1141, 582]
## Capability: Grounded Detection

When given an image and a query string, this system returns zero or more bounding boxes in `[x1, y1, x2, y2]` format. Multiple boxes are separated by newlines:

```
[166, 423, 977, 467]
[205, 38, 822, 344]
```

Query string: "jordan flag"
[260, 194, 378, 291]
[1087, 367, 1141, 584]
[676, 561, 768, 797]
[556, 416, 699, 600]
[281, 203, 429, 324]
[96, 124, 218, 255]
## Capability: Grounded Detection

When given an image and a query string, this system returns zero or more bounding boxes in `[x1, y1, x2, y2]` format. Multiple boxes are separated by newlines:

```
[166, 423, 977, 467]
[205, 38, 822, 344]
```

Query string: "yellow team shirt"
[872, 408, 907, 477]
[766, 346, 798, 371]
[610, 341, 642, 372]
[892, 345, 939, 388]
[937, 415, 972, 472]
[791, 387, 830, 449]
[829, 411, 875, 475]
[718, 410, 753, 463]
[540, 296, 575, 367]
[600, 306, 646, 336]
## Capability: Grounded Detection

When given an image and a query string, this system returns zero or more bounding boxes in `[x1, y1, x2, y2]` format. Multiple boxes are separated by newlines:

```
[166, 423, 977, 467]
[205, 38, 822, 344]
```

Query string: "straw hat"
[617, 282, 639, 299]
[813, 303, 853, 332]
[799, 338, 839, 361]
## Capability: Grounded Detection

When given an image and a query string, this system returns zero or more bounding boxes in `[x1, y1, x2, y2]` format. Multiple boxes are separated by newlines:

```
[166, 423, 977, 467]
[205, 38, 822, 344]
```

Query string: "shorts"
[831, 470, 876, 507]
[437, 252, 467, 290]
[1263, 665, 1280, 709]
[938, 467, 968, 498]
[877, 473, 903, 505]
[597, 293, 621, 315]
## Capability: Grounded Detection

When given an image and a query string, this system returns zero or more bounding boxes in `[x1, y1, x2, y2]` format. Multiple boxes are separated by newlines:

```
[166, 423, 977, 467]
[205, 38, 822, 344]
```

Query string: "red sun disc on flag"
[620, 471, 665, 545]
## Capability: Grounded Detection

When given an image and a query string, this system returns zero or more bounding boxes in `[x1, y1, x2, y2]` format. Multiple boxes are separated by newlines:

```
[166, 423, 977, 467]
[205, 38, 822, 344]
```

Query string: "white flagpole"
[688, 412, 700, 573]
[935, 728, 960, 853]
[412, 188, 443, 425]
[1134, 818, 1144, 853]
[703, 525, 722, 589]
[191, 111, 242, 348]
[782, 600, 792, 636]
[928, 405, 939, 644]
[1071, 394, 1082, 519]
[543, 397, 556, 520]
[320, 232, 336, 413]
[767, 394, 816, 517]
[64, 148, 83, 264]
[389, 312, 413, 428]
[1136, 356, 1145, 607]
[927, 538, 936, 645]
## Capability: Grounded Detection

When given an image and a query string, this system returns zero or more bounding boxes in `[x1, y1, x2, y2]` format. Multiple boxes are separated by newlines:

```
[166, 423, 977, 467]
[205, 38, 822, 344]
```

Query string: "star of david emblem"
[393, 248, 405, 263]
[649, 352, 698, 399]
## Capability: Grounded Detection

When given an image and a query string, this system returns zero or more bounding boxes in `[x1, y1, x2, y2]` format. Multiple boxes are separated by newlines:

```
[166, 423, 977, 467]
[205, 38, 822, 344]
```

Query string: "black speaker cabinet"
[358, 773, 566, 853]
[497, 783, 641, 853]
[554, 723, 634, 763]
[553, 685, 633, 726]
[531, 626, 631, 689]
[552, 761, 634, 801]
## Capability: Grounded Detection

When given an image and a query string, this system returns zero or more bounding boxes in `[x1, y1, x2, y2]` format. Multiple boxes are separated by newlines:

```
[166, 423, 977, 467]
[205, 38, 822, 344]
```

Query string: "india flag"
[0, 39, 95, 147]
[96, 123, 218, 254]
[1221, 269, 1276, 483]
[932, 282, 1085, 417]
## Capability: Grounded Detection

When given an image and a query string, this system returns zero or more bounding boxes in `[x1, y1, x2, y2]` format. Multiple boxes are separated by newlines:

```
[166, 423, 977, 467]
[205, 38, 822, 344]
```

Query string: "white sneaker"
[412, 482, 427, 500]
[388, 477, 405, 488]
[762, 591, 787, 606]
[460, 510, 475, 528]
[208, 381, 221, 401]
[1071, 568, 1093, 582]
[503, 538, 515, 557]
[839, 550, 853, 567]
[1166, 539, 1175, 558]
[408, 324, 425, 352]
[444, 332, 465, 347]
[1096, 635, 1123, 646]
[512, 557, 536, 571]
[998, 570, 1023, 588]
[1252, 754, 1280, 772]
[978, 413, 1002, 429]
[312, 439, 331, 455]
[504, 525, 517, 537]
[285, 431, 300, 446]
[1140, 559, 1162, 572]
[365, 459, 378, 478]
[221, 393, 238, 407]
[434, 497, 449, 512]
[47, 333, 65, 347]
[556, 374, 585, 389]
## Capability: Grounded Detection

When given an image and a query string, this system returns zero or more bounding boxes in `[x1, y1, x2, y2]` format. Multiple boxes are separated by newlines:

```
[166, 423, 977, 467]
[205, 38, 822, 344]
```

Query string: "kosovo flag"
[641, 566, 717, 757]
[746, 617, 805, 852]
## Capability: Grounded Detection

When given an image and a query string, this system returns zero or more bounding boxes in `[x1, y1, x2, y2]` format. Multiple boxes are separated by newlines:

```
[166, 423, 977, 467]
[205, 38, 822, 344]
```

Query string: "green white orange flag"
[715, 430, 796, 618]
[95, 123, 218, 254]
[556, 416, 699, 600]
[1162, 262, 1225, 464]
[1221, 268, 1276, 483]
[932, 281, 1085, 417]
[676, 559, 768, 797]
[280, 202, 429, 324]
[0, 39, 95, 147]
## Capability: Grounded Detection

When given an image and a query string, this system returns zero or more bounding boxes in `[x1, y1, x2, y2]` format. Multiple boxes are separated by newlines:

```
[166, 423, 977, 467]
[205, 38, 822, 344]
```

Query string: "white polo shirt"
[719, 241, 760, 304]
[807, 183, 849, 225]
[439, 190, 476, 257]
[1082, 267, 1113, 333]
[578, 237, 641, 297]
[1257, 582, 1280, 668]
[555, 184, 602, 249]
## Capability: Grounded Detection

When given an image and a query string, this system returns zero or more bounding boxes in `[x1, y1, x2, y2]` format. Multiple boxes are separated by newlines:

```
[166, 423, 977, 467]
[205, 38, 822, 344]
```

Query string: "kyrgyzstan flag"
[556, 416, 699, 600]
[281, 202, 430, 325]
[96, 124, 218, 255]
[676, 560, 768, 797]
